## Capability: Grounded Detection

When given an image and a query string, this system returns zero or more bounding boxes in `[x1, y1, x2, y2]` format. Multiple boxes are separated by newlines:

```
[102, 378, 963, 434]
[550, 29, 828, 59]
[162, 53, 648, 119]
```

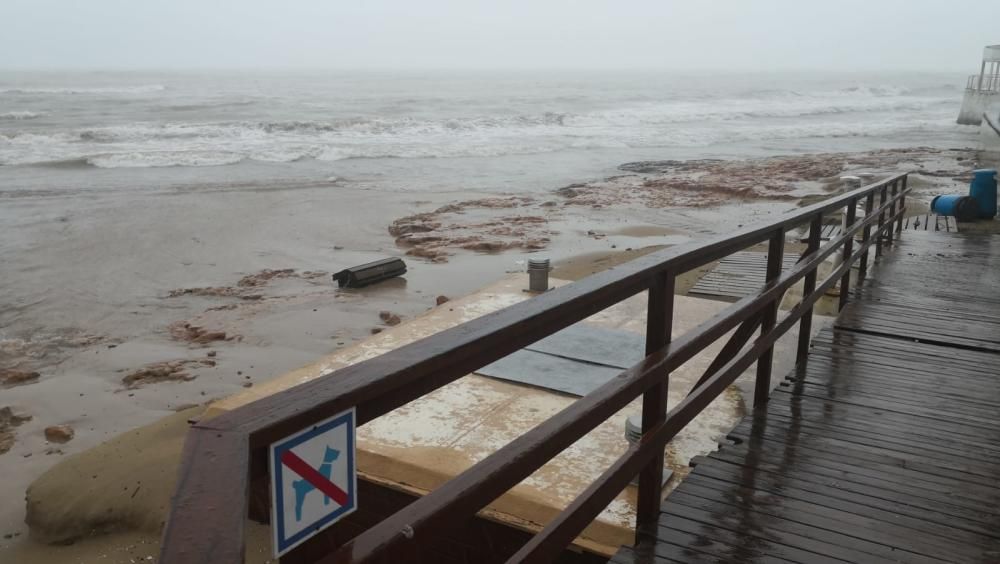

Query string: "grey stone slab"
[477, 349, 625, 397]
[525, 324, 644, 370]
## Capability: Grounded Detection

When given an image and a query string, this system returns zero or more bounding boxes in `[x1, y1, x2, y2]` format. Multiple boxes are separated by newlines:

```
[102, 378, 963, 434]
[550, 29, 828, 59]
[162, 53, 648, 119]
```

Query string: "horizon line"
[0, 66, 975, 74]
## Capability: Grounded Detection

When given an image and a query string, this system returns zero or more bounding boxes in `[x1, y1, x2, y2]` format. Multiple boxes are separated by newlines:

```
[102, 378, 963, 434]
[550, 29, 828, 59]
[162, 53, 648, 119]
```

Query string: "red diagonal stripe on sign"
[281, 450, 349, 507]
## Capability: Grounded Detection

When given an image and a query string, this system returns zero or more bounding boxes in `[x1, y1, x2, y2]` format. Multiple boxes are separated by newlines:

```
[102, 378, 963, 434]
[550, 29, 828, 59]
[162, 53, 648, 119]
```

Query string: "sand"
[5, 403, 275, 564]
[0, 146, 982, 562]
[551, 245, 717, 297]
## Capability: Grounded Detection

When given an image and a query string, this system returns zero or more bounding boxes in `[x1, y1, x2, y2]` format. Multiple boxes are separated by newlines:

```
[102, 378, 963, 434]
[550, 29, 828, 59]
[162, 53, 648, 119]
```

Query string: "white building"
[957, 44, 1000, 126]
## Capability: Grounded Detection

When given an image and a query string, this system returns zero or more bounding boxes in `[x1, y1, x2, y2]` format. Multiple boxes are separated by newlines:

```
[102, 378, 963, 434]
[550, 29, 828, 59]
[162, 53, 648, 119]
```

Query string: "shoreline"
[0, 145, 981, 561]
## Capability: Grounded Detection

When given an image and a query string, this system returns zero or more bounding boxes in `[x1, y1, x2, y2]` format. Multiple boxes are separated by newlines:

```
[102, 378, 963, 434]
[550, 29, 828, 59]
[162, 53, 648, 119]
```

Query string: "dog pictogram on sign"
[269, 408, 357, 557]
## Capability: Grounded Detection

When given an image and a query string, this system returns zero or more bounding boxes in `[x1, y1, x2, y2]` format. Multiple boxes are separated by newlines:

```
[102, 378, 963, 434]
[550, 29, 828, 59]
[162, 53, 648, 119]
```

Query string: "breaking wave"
[0, 111, 43, 120]
[0, 85, 166, 95]
[837, 85, 912, 97]
[0, 80, 961, 168]
[85, 151, 243, 168]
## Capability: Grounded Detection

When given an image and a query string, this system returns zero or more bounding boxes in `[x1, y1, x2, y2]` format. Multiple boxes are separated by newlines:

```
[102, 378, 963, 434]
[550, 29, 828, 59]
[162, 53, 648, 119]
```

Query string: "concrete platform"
[209, 275, 823, 556]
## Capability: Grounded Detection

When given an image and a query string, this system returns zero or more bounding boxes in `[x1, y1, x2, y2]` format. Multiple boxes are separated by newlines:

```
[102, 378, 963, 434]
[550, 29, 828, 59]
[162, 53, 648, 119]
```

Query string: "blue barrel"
[931, 194, 980, 221]
[969, 168, 997, 219]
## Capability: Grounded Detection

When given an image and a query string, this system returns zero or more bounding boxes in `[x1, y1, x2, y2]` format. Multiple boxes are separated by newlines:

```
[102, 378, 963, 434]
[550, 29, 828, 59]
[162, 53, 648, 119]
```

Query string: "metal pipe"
[527, 258, 550, 292]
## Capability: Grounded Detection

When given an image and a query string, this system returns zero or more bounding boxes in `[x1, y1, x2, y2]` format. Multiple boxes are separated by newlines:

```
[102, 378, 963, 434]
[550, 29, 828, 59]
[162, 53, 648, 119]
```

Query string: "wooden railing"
[160, 173, 910, 564]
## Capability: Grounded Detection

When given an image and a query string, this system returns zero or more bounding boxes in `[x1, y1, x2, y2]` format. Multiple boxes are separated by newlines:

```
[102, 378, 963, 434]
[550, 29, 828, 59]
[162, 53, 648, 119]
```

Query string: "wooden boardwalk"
[901, 213, 960, 232]
[689, 252, 799, 301]
[797, 223, 842, 243]
[614, 232, 1000, 564]
[795, 213, 959, 246]
[692, 212, 960, 302]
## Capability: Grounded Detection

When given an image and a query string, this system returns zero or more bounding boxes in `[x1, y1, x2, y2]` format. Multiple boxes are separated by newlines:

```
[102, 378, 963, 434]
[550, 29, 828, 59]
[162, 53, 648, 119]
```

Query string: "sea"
[0, 69, 980, 344]
[0, 70, 975, 197]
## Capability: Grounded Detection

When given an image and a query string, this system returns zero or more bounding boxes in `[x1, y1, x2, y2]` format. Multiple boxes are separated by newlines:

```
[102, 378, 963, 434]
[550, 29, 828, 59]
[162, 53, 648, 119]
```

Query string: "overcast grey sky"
[2, 0, 998, 71]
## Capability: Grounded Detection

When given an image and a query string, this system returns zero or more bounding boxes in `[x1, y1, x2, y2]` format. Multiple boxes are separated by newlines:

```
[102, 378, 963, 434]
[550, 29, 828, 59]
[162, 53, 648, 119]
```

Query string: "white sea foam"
[0, 85, 166, 95]
[0, 111, 43, 120]
[837, 85, 912, 97]
[86, 151, 244, 168]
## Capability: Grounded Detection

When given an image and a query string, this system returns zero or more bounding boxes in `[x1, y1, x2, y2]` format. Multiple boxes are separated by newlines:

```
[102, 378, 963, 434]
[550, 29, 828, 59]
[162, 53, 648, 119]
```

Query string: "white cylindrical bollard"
[840, 175, 862, 189]
[857, 174, 875, 213]
[624, 414, 642, 484]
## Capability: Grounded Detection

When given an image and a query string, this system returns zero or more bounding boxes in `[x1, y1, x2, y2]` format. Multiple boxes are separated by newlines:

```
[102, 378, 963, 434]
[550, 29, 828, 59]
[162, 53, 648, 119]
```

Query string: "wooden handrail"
[160, 173, 909, 564]
[507, 193, 907, 563]
[328, 183, 908, 564]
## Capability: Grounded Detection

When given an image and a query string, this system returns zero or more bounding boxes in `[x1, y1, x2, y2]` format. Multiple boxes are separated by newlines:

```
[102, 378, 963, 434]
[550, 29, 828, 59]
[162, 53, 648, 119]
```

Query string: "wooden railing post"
[635, 271, 674, 539]
[858, 192, 875, 282]
[886, 180, 898, 246]
[754, 229, 785, 408]
[796, 215, 822, 364]
[838, 198, 857, 311]
[874, 186, 887, 258]
[896, 175, 907, 234]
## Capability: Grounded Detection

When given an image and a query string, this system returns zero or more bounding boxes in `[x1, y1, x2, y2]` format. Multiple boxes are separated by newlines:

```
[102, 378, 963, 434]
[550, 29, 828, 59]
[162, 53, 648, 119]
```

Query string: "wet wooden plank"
[734, 402, 1000, 465]
[682, 474, 1000, 548]
[707, 443, 1000, 513]
[727, 406, 1000, 474]
[902, 213, 960, 232]
[787, 366, 1000, 406]
[665, 490, 957, 563]
[799, 224, 841, 243]
[753, 403, 1000, 457]
[658, 503, 918, 564]
[725, 422, 1000, 487]
[718, 431, 1000, 502]
[690, 252, 799, 300]
[689, 458, 1000, 541]
[613, 230, 1000, 563]
[650, 517, 848, 564]
[616, 529, 800, 564]
[762, 395, 1000, 449]
[786, 364, 1000, 410]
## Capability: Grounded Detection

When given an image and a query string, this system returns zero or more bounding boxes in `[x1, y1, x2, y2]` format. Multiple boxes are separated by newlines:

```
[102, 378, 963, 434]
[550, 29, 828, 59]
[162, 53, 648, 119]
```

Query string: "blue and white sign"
[269, 408, 357, 557]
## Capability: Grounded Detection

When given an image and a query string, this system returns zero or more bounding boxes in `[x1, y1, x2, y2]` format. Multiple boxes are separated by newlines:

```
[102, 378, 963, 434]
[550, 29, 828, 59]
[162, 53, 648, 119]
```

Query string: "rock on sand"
[0, 369, 40, 387]
[1, 407, 32, 455]
[25, 406, 204, 544]
[43, 425, 74, 444]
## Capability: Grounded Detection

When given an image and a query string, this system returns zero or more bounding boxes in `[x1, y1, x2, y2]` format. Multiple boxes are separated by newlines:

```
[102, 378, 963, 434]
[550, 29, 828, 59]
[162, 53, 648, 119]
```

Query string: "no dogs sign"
[269, 408, 357, 557]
